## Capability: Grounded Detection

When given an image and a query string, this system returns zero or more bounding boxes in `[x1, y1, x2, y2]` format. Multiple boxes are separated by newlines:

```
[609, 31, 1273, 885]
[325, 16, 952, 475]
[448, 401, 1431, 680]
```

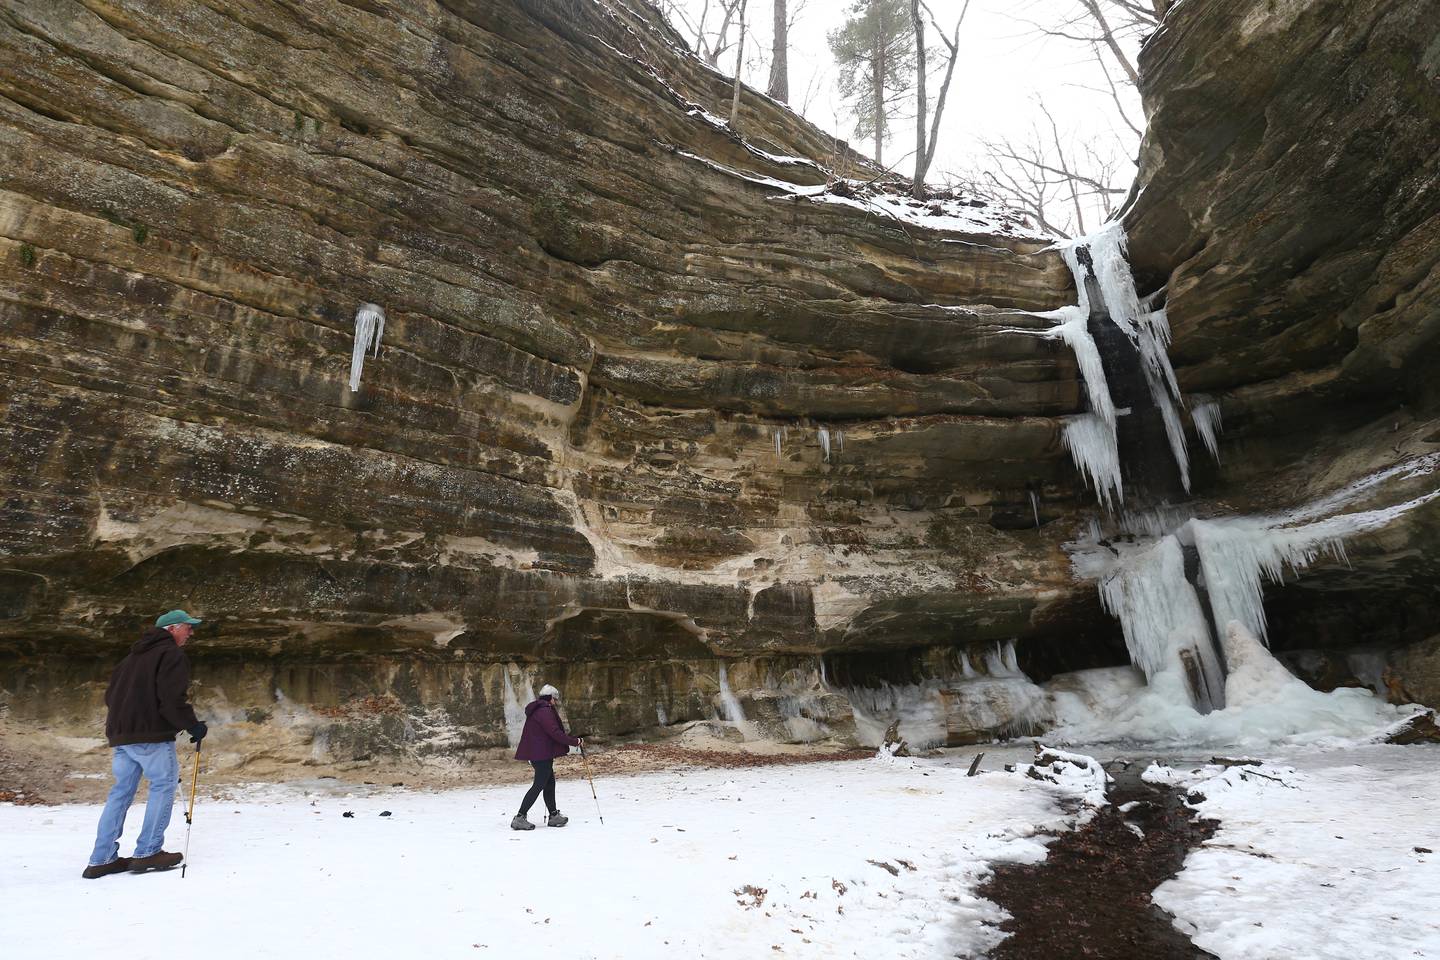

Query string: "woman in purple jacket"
[511, 684, 583, 830]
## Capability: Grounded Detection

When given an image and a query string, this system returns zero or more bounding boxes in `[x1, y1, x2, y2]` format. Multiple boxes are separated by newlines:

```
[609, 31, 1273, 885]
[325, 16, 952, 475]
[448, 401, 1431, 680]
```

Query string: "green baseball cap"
[155, 609, 203, 628]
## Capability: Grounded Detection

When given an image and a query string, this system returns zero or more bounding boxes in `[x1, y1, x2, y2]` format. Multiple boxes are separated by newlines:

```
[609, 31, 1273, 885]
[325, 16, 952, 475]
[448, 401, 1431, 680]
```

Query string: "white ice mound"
[1220, 620, 1318, 707]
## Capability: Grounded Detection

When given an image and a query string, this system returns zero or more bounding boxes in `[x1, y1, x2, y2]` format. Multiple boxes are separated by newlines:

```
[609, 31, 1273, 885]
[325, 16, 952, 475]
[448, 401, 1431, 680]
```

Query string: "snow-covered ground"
[7, 735, 1437, 958]
[1147, 745, 1440, 960]
[1, 756, 1073, 959]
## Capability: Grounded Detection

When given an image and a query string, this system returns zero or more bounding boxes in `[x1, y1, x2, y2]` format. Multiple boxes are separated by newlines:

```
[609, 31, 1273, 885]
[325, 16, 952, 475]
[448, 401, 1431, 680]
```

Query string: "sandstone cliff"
[1, 0, 1436, 764]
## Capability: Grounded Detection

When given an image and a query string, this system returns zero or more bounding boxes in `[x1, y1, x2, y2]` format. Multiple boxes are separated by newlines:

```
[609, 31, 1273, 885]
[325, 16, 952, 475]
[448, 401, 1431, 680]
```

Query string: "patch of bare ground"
[582, 742, 872, 776]
[0, 716, 872, 805]
[979, 760, 1219, 960]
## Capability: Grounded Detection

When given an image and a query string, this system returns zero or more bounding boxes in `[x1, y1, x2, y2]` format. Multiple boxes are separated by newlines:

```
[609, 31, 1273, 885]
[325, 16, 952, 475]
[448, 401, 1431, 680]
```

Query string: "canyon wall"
[1, 0, 1436, 764]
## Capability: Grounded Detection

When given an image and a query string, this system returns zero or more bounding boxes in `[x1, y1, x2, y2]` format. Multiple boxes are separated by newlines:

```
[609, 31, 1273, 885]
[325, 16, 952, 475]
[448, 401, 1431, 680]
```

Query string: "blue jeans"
[88, 741, 179, 865]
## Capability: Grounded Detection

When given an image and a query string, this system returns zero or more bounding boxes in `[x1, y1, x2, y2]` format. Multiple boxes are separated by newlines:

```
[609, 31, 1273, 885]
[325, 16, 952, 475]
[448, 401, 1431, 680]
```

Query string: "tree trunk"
[920, 5, 967, 189]
[730, 0, 748, 127]
[766, 0, 788, 102]
[1079, 0, 1140, 85]
[911, 0, 926, 198]
[872, 29, 884, 165]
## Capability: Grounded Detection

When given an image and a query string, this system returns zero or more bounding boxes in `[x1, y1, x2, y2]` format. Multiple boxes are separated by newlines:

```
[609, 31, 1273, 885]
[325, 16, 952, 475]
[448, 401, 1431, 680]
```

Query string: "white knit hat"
[538, 684, 560, 700]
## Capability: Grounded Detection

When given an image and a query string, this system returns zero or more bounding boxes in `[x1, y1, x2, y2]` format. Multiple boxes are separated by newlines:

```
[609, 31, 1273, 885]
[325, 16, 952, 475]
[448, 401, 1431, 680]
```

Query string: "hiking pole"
[181, 744, 200, 878]
[579, 743, 604, 825]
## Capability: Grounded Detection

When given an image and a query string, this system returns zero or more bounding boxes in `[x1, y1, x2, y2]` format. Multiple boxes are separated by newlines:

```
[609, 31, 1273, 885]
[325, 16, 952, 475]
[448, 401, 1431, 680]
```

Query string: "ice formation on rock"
[1062, 414, 1125, 511]
[1034, 222, 1193, 507]
[348, 302, 386, 393]
[501, 666, 536, 749]
[1075, 533, 1226, 711]
[716, 663, 755, 740]
[1071, 467, 1440, 712]
[1189, 396, 1223, 462]
[1046, 621, 1419, 746]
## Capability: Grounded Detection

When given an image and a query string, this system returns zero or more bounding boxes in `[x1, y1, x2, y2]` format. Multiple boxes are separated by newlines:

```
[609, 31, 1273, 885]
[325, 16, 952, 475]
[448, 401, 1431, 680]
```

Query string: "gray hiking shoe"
[546, 810, 569, 827]
[511, 814, 536, 831]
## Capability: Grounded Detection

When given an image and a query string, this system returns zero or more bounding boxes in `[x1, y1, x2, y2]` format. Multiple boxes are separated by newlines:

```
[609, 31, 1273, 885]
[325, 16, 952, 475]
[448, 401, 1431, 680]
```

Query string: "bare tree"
[767, 0, 789, 102]
[971, 97, 1127, 238]
[1013, 0, 1165, 89]
[980, 0, 1163, 231]
[730, 0, 750, 126]
[909, 0, 969, 198]
[658, 0, 749, 67]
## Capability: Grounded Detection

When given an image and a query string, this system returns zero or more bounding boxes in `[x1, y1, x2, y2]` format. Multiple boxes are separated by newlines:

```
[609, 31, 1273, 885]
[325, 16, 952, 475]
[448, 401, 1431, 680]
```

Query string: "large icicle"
[1062, 414, 1124, 510]
[348, 302, 386, 393]
[1072, 470, 1440, 714]
[501, 666, 535, 749]
[1190, 484, 1440, 646]
[1190, 396, 1223, 462]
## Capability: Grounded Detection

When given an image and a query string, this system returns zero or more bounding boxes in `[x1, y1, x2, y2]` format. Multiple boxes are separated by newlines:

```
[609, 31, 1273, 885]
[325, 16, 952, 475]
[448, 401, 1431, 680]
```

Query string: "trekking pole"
[579, 743, 604, 825]
[181, 745, 200, 878]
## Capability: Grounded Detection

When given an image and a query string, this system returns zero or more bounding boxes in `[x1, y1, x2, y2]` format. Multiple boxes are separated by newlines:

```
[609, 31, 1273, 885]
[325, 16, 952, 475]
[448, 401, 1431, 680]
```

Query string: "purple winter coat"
[514, 698, 580, 761]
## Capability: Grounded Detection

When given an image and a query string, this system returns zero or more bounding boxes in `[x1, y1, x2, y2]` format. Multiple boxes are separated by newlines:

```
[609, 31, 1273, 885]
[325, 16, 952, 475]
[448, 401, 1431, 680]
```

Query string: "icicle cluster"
[1036, 222, 1195, 507]
[1062, 414, 1124, 511]
[770, 424, 844, 461]
[348, 302, 386, 393]
[1093, 226, 1191, 492]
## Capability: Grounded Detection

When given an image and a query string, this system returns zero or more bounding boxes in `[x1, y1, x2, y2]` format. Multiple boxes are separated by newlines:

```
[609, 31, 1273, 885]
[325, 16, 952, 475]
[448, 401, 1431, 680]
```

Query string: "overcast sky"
[661, 0, 1149, 229]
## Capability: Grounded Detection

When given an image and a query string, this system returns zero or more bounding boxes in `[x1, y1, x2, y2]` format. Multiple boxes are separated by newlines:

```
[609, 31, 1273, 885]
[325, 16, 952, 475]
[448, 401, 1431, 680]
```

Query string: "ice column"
[502, 666, 530, 749]
[1081, 534, 1227, 711]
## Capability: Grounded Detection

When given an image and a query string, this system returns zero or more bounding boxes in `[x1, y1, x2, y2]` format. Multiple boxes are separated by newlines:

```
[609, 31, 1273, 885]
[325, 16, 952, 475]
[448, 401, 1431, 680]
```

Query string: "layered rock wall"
[0, 0, 1097, 758]
[3, 0, 1437, 765]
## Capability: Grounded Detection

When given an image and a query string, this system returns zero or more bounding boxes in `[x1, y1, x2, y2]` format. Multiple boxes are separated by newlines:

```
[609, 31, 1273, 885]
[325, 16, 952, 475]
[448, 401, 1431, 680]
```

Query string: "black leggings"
[518, 758, 557, 816]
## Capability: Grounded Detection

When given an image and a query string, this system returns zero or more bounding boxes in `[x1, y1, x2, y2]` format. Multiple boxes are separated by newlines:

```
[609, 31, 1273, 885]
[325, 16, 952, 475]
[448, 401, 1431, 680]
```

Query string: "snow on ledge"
[672, 150, 1045, 240]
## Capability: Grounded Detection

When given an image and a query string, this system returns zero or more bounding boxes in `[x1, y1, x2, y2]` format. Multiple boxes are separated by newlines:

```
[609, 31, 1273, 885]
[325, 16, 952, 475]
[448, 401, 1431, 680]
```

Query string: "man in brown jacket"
[82, 609, 209, 878]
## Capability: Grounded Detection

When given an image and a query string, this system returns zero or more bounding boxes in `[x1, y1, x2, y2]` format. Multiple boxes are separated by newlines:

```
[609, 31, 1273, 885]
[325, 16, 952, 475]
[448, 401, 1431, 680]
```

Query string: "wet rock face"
[1124, 0, 1440, 666]
[0, 0, 1096, 746]
[1128, 0, 1440, 409]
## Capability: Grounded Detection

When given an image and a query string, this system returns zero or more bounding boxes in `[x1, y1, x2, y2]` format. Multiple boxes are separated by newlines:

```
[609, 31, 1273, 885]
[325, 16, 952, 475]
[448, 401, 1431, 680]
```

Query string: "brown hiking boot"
[81, 857, 132, 879]
[129, 851, 183, 873]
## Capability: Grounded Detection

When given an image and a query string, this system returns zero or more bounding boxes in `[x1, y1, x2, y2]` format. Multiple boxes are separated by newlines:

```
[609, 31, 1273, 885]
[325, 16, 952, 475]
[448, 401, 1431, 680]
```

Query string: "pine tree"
[828, 0, 917, 166]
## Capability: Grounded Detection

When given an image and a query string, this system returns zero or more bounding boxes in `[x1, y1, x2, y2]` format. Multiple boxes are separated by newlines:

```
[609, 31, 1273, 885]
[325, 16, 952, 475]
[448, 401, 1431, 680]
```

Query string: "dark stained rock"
[1123, 0, 1440, 671]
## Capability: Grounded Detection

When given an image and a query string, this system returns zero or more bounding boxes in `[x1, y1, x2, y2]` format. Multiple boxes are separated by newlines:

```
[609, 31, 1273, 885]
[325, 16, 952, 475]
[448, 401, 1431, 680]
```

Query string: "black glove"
[187, 721, 208, 744]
